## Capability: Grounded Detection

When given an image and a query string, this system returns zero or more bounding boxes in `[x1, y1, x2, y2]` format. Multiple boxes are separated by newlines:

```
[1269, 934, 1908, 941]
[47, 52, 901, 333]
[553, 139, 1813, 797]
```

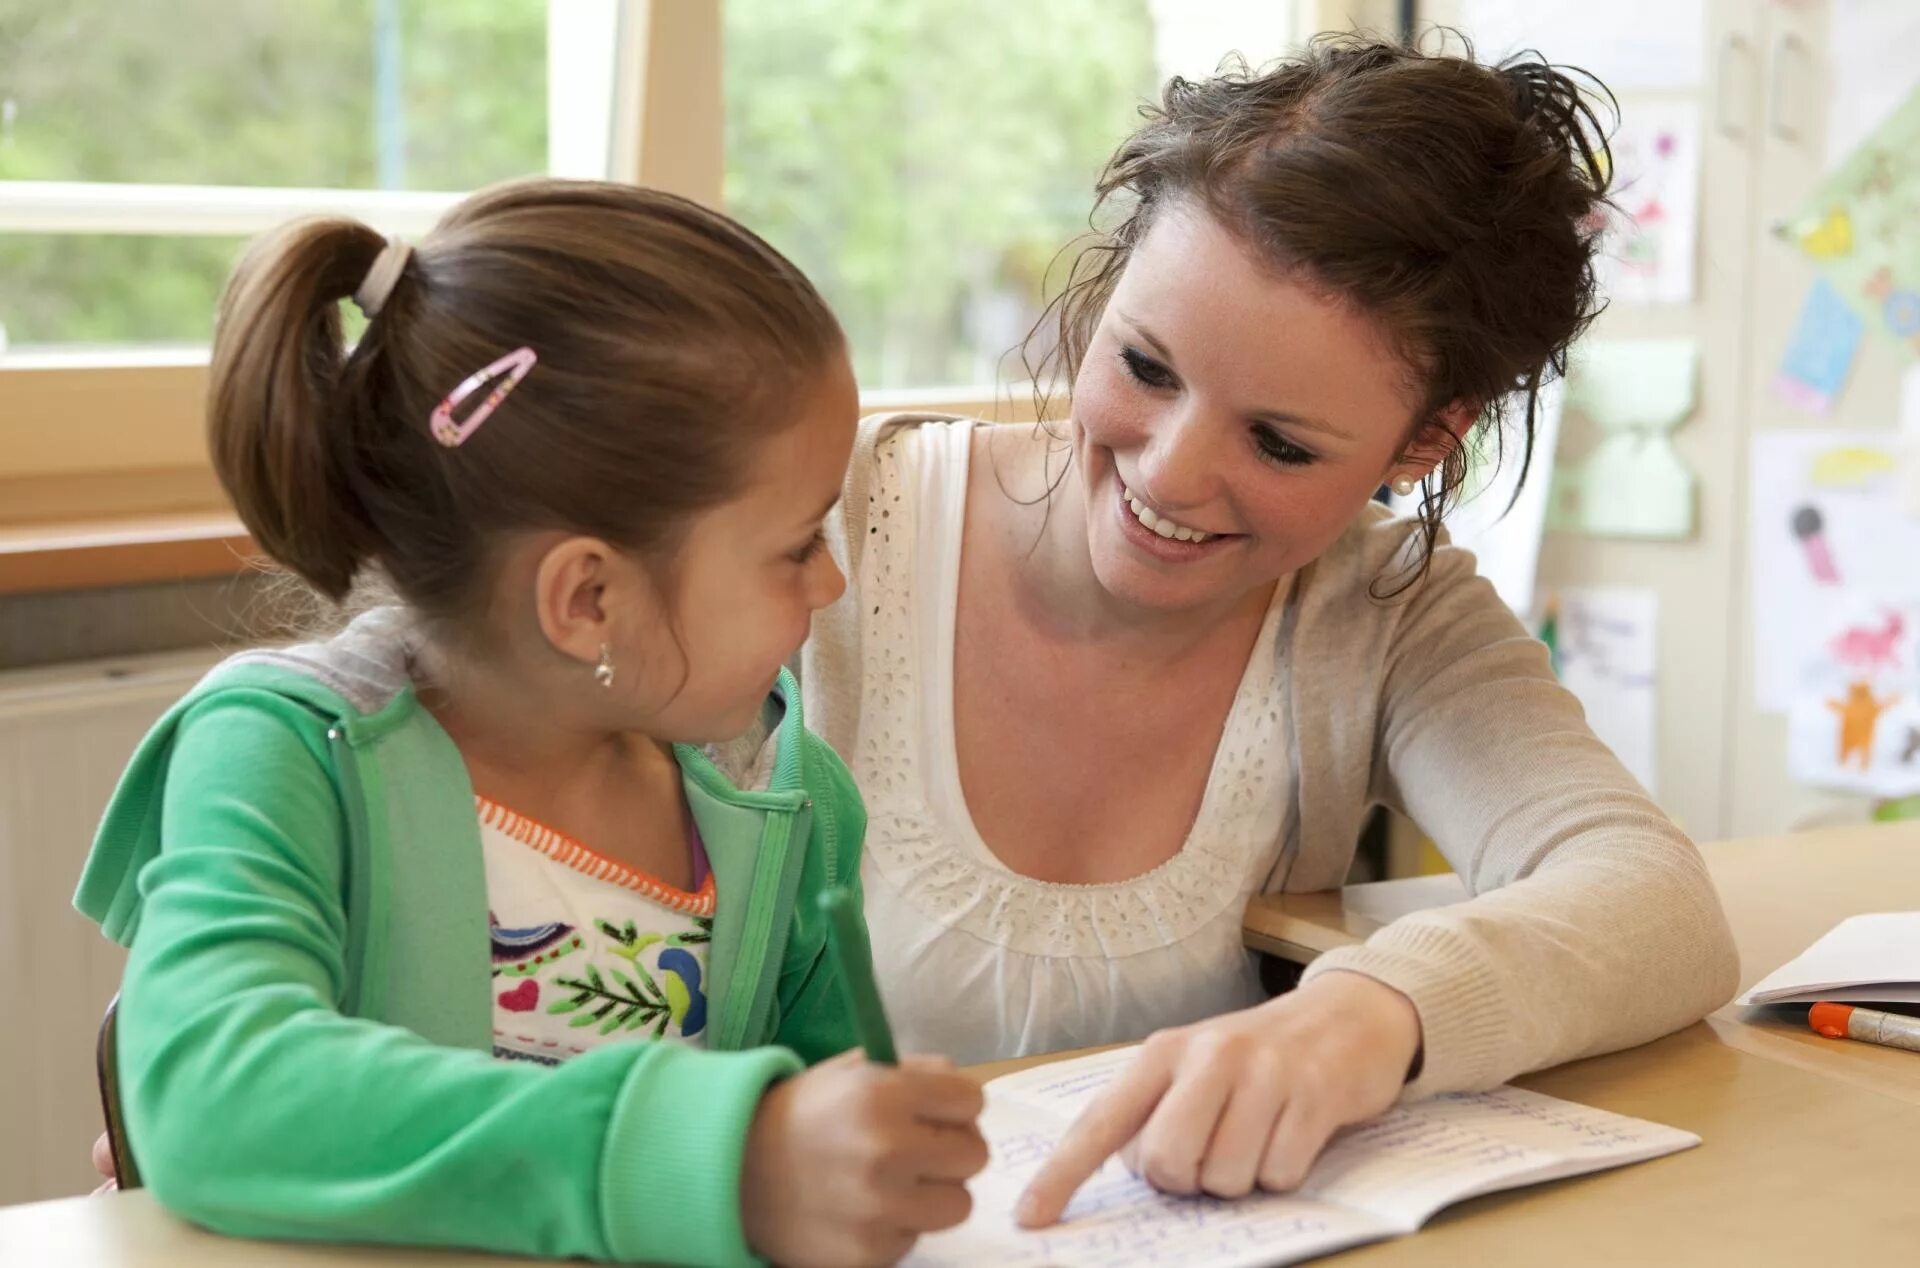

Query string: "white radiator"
[0, 649, 216, 1207]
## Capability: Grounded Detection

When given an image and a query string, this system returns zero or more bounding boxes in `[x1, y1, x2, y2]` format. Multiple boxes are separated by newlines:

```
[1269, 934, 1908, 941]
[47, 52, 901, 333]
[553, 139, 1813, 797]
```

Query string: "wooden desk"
[9, 1024, 1920, 1264]
[1245, 821, 1920, 1106]
[6, 823, 1916, 1264]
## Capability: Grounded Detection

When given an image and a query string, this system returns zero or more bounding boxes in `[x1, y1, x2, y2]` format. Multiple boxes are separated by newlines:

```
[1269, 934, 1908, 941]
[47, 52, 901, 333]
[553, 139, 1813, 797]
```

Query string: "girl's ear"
[530, 535, 629, 671]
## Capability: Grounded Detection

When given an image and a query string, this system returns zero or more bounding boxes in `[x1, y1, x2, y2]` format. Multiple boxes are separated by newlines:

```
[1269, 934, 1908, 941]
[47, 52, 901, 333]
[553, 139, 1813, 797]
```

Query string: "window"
[0, 0, 1345, 575]
[0, 0, 557, 352]
[723, 0, 1309, 390]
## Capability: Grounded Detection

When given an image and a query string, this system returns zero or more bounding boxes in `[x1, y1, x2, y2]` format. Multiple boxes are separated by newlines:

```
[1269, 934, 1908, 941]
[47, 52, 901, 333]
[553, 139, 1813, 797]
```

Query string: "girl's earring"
[594, 643, 616, 690]
[1390, 473, 1419, 498]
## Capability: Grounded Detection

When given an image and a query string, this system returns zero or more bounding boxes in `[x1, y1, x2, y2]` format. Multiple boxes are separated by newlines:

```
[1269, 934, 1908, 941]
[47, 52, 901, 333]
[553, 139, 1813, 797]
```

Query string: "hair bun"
[1497, 55, 1614, 196]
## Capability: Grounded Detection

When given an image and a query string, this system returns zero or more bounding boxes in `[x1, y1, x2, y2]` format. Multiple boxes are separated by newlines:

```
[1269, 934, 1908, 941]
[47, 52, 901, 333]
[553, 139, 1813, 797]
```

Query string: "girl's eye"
[1119, 345, 1177, 390]
[1252, 425, 1316, 468]
[789, 530, 828, 565]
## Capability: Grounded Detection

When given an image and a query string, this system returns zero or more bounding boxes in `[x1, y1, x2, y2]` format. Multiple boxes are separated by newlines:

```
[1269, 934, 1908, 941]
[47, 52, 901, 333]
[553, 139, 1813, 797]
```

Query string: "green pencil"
[818, 886, 899, 1065]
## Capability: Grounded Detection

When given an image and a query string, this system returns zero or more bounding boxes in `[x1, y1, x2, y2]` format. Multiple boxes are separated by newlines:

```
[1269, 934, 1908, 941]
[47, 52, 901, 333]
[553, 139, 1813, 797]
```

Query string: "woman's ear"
[1396, 398, 1480, 478]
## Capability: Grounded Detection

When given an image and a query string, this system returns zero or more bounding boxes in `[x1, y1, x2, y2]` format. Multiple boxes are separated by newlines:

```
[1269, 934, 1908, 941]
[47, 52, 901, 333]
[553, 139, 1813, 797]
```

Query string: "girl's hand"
[1015, 970, 1422, 1226]
[91, 1131, 118, 1195]
[741, 1050, 989, 1268]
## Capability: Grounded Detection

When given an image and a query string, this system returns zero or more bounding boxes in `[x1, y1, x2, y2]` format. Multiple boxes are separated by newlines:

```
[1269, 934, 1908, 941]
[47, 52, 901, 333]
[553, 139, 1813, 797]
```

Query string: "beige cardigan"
[805, 414, 1740, 1099]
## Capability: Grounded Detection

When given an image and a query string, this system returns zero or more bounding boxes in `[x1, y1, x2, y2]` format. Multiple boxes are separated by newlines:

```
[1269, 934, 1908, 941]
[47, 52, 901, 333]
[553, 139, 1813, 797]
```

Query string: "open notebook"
[1736, 912, 1920, 1006]
[907, 1046, 1697, 1268]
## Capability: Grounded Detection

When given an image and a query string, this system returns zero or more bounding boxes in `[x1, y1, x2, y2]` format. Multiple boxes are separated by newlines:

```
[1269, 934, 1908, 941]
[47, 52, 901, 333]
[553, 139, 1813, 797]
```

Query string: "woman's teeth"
[1122, 485, 1213, 543]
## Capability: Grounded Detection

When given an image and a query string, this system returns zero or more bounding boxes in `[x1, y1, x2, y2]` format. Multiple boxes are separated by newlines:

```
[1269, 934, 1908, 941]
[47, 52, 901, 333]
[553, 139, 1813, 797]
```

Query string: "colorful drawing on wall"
[1752, 432, 1920, 720]
[1830, 609, 1905, 673]
[1787, 600, 1920, 796]
[1774, 279, 1867, 414]
[1589, 101, 1701, 306]
[1829, 682, 1898, 770]
[1810, 444, 1898, 487]
[1789, 505, 1842, 583]
[1781, 77, 1920, 362]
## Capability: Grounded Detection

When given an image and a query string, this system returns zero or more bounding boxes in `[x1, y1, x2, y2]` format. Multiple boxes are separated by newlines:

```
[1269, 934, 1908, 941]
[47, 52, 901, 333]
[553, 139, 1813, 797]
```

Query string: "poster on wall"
[1548, 587, 1659, 795]
[1752, 431, 1920, 796]
[1781, 78, 1920, 361]
[1592, 101, 1702, 307]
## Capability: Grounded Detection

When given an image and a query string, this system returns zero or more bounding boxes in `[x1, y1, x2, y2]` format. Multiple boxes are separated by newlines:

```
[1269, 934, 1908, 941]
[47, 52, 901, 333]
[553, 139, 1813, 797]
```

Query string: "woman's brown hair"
[1026, 32, 1615, 592]
[208, 178, 843, 631]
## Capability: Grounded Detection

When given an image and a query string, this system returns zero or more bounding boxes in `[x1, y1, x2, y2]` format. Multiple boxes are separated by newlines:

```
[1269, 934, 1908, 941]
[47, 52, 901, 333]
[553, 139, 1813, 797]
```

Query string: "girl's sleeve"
[118, 694, 795, 1266]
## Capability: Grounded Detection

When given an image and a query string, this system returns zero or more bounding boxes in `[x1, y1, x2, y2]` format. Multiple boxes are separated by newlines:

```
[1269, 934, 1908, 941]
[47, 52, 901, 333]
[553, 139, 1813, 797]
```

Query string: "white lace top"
[852, 420, 1285, 1063]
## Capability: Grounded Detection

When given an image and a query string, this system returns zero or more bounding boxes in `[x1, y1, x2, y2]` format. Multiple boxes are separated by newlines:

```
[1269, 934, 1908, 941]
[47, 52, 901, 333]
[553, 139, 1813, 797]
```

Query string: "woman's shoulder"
[1297, 504, 1489, 618]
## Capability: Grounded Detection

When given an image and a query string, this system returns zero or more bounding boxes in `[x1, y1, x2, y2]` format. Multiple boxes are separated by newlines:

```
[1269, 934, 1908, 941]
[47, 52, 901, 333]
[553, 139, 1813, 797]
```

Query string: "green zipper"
[716, 807, 798, 1049]
[328, 726, 388, 1020]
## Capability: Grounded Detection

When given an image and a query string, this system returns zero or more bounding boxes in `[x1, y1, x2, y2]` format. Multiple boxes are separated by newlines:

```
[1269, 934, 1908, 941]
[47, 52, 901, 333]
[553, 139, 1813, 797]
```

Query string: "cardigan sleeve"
[1300, 538, 1739, 1098]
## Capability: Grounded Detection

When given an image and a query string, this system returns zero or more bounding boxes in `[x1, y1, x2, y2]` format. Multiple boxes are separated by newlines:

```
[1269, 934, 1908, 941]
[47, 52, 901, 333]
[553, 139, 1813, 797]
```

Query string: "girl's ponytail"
[208, 218, 389, 601]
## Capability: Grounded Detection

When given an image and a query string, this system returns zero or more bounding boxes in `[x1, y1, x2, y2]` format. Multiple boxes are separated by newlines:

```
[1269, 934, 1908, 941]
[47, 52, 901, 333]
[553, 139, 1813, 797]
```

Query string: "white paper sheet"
[1736, 911, 1920, 1005]
[1596, 101, 1702, 307]
[1389, 381, 1562, 617]
[1550, 588, 1659, 795]
[1457, 0, 1705, 91]
[1828, 0, 1920, 170]
[1750, 431, 1920, 715]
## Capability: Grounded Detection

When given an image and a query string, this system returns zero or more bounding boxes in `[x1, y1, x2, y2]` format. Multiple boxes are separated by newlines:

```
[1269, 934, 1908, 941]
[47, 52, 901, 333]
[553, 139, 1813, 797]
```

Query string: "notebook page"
[1301, 1086, 1700, 1230]
[903, 1099, 1391, 1268]
[906, 1047, 1697, 1267]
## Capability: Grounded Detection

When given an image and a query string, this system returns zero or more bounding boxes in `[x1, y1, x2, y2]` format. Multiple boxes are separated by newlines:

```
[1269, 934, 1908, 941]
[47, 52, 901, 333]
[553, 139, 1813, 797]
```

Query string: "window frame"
[1, 0, 1380, 590]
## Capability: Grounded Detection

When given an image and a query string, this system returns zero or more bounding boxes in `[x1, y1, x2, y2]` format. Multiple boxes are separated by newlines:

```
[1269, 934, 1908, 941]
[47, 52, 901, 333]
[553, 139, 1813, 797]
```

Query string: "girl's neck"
[411, 638, 681, 821]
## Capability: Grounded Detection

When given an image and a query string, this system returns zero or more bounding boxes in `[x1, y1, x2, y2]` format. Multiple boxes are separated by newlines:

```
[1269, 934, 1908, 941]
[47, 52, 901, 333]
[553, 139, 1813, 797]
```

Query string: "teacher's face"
[1070, 204, 1428, 615]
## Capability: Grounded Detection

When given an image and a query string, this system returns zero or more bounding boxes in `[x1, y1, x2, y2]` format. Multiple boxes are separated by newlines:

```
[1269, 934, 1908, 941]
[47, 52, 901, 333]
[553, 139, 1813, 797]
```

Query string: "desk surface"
[1245, 820, 1920, 1107]
[10, 1022, 1920, 1265]
[6, 822, 1919, 1264]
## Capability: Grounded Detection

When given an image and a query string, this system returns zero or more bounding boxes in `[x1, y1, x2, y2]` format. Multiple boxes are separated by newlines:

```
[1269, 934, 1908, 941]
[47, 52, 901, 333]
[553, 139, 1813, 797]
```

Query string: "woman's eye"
[1253, 426, 1316, 468]
[1119, 345, 1177, 390]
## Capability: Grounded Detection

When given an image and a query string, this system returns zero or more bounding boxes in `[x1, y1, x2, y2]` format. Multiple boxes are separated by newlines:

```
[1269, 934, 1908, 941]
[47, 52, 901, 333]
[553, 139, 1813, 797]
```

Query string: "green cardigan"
[74, 610, 867, 1266]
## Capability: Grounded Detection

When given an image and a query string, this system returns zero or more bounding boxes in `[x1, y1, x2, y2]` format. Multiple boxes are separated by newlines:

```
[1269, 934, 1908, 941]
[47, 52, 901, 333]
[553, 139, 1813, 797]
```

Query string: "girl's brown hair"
[1027, 32, 1614, 591]
[209, 179, 843, 630]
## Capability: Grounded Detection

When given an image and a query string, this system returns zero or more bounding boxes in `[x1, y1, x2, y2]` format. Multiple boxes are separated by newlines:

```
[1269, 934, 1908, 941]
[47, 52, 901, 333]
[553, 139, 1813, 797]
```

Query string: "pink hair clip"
[428, 345, 537, 448]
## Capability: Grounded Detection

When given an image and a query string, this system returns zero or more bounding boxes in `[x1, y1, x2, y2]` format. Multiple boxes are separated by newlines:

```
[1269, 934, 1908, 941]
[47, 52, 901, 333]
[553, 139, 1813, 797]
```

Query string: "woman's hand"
[740, 1049, 989, 1268]
[1016, 970, 1422, 1226]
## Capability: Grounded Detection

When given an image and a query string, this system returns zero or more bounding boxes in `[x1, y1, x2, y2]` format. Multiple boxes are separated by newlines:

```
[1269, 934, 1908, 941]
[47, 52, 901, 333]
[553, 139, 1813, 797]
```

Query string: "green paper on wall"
[1549, 339, 1698, 539]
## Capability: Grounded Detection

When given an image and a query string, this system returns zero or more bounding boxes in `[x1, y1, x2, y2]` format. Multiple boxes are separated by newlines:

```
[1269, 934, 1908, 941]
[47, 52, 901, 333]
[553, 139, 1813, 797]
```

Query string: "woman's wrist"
[1277, 968, 1424, 1082]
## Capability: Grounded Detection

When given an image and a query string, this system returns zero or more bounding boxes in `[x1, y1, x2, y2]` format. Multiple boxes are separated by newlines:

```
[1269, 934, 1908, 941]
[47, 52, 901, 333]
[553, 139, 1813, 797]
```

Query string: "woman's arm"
[1302, 543, 1740, 1097]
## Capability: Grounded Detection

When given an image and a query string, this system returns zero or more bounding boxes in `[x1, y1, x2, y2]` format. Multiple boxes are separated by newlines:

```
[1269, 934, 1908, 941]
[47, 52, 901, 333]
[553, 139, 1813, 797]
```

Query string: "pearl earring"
[1390, 474, 1419, 498]
[594, 643, 615, 690]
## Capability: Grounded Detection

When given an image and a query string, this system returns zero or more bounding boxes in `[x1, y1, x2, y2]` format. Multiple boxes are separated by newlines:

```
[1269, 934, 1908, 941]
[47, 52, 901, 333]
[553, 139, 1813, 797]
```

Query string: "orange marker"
[1809, 1002, 1920, 1054]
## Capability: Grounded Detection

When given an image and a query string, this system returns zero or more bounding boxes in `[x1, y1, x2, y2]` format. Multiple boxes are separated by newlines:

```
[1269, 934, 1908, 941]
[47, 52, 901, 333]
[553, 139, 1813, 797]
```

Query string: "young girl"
[75, 180, 986, 1268]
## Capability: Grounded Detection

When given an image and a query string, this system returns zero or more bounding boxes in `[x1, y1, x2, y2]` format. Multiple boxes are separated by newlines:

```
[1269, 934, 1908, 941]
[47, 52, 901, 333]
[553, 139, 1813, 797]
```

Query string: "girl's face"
[611, 359, 858, 742]
[1069, 205, 1439, 616]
